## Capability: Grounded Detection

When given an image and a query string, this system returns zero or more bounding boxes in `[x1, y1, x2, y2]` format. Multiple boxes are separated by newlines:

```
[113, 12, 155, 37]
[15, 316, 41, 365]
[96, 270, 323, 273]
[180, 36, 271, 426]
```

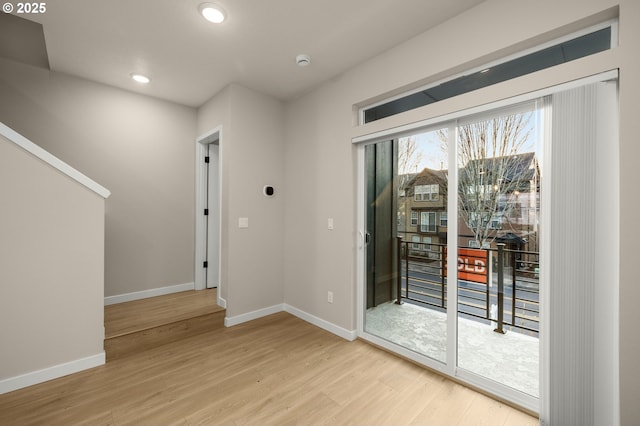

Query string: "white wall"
[284, 81, 358, 330]
[0, 133, 105, 389]
[0, 59, 197, 297]
[282, 0, 639, 423]
[198, 84, 285, 319]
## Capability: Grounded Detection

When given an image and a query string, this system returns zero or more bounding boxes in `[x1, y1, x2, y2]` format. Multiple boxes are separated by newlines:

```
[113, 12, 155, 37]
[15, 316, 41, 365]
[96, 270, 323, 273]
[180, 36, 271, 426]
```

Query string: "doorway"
[195, 127, 223, 306]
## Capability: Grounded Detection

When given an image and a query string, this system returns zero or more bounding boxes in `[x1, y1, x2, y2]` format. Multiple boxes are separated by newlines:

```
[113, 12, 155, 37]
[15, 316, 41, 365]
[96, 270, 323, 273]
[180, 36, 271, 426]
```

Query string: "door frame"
[195, 126, 224, 307]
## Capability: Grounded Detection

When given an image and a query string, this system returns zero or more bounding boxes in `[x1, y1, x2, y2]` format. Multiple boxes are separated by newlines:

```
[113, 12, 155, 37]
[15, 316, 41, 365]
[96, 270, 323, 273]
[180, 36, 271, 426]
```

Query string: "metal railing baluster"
[494, 243, 506, 334]
[405, 242, 410, 303]
[441, 244, 446, 309]
[512, 249, 517, 328]
[486, 249, 491, 321]
[396, 237, 403, 305]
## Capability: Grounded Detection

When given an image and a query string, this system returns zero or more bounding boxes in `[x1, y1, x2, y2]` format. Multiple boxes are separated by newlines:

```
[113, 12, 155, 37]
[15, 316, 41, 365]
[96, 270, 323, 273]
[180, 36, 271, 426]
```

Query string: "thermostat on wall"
[263, 185, 275, 197]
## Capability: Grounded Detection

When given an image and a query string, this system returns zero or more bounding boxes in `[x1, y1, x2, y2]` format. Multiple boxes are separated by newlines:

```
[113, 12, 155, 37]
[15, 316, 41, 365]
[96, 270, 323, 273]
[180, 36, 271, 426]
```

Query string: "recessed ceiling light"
[130, 73, 151, 84]
[199, 3, 226, 23]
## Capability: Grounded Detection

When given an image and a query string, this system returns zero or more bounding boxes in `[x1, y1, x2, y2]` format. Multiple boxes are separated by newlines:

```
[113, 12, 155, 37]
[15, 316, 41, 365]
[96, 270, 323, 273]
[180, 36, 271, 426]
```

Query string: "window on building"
[411, 235, 421, 250]
[440, 211, 448, 227]
[420, 211, 437, 232]
[423, 236, 432, 251]
[469, 212, 487, 229]
[490, 215, 503, 229]
[410, 211, 418, 226]
[415, 184, 439, 201]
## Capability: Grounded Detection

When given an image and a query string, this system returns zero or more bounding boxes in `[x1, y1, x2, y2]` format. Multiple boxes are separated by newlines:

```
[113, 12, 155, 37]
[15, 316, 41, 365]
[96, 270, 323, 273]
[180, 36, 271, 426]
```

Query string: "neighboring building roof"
[463, 152, 537, 182]
[403, 152, 538, 194]
[404, 167, 446, 191]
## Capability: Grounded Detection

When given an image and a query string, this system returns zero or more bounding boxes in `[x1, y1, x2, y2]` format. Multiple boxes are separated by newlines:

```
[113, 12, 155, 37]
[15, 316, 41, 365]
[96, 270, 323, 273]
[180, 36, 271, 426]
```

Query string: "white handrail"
[0, 122, 110, 199]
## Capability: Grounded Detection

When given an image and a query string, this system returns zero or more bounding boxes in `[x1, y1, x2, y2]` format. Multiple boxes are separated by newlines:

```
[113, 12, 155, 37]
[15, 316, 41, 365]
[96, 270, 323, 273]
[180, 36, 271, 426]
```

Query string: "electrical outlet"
[327, 291, 334, 303]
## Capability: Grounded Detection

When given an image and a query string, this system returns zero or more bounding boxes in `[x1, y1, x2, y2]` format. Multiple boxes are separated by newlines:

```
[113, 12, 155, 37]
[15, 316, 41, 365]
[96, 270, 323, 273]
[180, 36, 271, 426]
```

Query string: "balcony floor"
[365, 301, 539, 398]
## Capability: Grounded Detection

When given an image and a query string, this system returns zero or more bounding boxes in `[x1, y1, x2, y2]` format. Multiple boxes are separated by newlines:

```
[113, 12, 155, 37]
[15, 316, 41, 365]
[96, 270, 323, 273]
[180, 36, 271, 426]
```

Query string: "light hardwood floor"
[0, 295, 538, 425]
[104, 289, 225, 360]
[105, 289, 224, 338]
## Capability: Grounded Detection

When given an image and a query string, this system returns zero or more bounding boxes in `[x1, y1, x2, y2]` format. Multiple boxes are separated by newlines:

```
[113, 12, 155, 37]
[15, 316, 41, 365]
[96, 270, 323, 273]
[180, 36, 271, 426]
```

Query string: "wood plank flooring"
[0, 293, 539, 425]
[105, 289, 223, 338]
[103, 289, 225, 360]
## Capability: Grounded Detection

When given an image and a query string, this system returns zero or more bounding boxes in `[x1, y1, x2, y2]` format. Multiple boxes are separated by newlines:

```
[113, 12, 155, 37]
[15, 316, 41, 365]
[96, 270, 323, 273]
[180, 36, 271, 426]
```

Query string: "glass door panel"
[364, 129, 449, 363]
[455, 105, 541, 397]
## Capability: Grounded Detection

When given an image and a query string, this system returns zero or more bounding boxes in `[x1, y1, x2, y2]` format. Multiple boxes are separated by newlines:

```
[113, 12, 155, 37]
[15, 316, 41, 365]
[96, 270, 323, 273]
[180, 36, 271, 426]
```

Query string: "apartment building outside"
[400, 152, 540, 262]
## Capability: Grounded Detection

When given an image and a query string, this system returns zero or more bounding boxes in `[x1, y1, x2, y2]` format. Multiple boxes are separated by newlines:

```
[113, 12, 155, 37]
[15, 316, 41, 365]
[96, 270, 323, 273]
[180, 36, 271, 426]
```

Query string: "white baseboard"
[0, 352, 105, 395]
[217, 296, 227, 309]
[284, 304, 357, 341]
[224, 304, 284, 327]
[104, 282, 195, 305]
[222, 302, 356, 342]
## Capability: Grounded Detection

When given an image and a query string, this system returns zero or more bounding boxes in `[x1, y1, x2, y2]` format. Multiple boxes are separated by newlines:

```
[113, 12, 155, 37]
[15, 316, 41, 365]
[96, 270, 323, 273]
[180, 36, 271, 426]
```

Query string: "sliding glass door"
[362, 102, 543, 404]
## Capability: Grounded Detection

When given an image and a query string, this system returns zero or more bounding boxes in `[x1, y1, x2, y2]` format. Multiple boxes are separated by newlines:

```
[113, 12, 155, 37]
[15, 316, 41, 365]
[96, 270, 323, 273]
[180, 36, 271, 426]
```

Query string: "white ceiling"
[20, 0, 485, 107]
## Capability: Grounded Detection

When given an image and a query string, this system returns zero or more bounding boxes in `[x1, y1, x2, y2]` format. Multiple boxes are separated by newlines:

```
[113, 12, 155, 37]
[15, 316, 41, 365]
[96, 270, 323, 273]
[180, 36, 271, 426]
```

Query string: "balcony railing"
[396, 239, 539, 336]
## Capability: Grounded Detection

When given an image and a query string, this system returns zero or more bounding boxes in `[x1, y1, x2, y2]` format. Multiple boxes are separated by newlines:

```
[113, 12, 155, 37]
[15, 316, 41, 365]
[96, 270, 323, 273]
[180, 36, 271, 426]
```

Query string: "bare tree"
[441, 113, 534, 247]
[397, 136, 423, 190]
[396, 136, 423, 234]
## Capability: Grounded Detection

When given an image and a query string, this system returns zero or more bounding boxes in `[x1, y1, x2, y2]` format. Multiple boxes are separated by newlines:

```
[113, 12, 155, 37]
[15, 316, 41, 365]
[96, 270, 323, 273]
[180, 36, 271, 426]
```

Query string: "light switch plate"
[238, 217, 249, 228]
[328, 218, 334, 230]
